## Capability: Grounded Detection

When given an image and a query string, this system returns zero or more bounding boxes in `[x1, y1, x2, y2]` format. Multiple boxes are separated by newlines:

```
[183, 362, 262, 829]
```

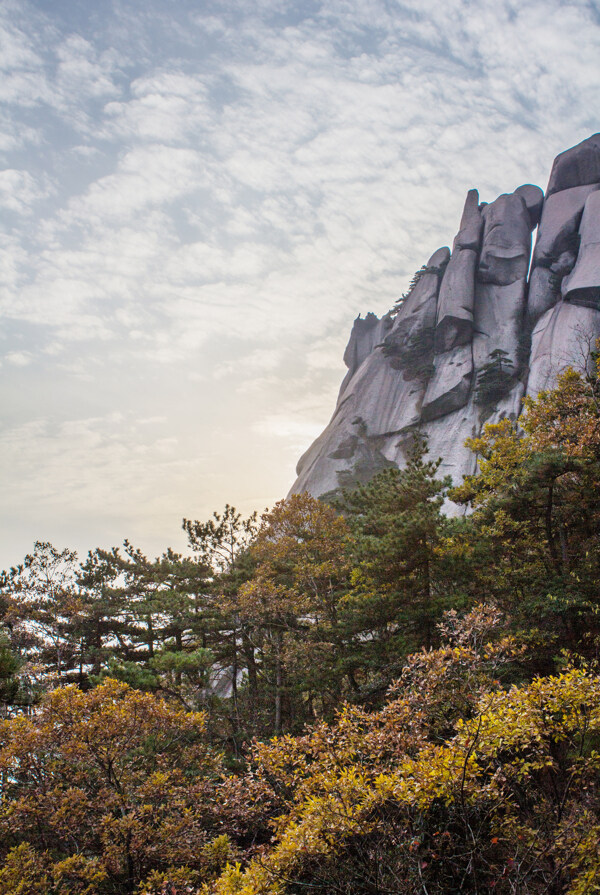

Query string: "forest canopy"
[2, 357, 600, 895]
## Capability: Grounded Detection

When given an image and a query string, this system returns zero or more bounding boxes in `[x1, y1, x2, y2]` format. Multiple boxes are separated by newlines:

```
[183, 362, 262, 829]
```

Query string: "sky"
[1, 0, 599, 569]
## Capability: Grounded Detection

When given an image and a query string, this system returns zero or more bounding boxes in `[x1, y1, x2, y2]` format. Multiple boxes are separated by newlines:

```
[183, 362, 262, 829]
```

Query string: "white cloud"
[1, 0, 600, 566]
[103, 71, 212, 143]
[4, 350, 32, 366]
[55, 34, 119, 100]
[59, 145, 206, 224]
[0, 168, 53, 213]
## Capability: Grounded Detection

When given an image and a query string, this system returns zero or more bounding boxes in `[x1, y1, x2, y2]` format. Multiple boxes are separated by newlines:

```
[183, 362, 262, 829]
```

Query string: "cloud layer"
[1, 0, 599, 565]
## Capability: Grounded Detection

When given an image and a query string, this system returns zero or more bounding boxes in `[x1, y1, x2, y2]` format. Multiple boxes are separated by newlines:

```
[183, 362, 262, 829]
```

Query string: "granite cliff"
[290, 134, 600, 503]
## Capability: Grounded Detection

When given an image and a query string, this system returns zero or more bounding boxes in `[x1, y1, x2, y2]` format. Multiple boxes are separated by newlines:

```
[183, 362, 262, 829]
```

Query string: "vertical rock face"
[527, 134, 600, 398]
[290, 135, 600, 503]
[562, 191, 600, 308]
[434, 190, 480, 355]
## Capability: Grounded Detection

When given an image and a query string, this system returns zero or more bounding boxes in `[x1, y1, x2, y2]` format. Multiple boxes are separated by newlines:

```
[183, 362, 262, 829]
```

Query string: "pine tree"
[475, 348, 515, 406]
[338, 438, 454, 696]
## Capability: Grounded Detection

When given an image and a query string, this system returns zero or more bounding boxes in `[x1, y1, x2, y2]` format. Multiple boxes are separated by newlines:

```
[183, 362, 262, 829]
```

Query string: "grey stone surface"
[532, 184, 600, 267]
[292, 345, 428, 497]
[344, 348, 426, 436]
[435, 248, 476, 353]
[562, 190, 600, 309]
[473, 277, 527, 375]
[428, 246, 452, 269]
[454, 189, 483, 251]
[514, 183, 544, 229]
[527, 300, 600, 397]
[337, 312, 393, 404]
[552, 251, 578, 277]
[546, 133, 600, 197]
[343, 312, 390, 376]
[526, 266, 558, 328]
[289, 136, 600, 502]
[422, 344, 473, 422]
[381, 264, 439, 376]
[478, 193, 532, 286]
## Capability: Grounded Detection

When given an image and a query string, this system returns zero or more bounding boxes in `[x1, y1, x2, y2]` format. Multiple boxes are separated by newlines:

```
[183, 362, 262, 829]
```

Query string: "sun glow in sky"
[1, 0, 599, 568]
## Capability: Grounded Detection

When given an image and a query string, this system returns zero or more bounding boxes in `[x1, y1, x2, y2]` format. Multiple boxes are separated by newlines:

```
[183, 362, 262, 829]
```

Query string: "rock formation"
[290, 135, 600, 504]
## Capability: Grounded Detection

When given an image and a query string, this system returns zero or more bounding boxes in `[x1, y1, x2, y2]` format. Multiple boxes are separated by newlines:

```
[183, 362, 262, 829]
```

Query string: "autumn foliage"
[2, 361, 600, 893]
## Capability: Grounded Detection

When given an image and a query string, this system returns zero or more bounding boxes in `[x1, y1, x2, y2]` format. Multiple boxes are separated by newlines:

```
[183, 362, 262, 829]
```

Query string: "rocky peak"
[290, 135, 600, 504]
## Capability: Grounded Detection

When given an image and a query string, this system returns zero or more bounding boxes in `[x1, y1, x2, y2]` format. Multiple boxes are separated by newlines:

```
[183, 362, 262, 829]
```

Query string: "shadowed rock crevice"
[290, 135, 600, 502]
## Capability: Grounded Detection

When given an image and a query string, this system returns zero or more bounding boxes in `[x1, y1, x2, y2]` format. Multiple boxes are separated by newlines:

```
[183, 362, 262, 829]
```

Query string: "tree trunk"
[231, 627, 240, 731]
[545, 482, 561, 573]
[275, 629, 283, 735]
[147, 616, 154, 658]
[242, 629, 258, 714]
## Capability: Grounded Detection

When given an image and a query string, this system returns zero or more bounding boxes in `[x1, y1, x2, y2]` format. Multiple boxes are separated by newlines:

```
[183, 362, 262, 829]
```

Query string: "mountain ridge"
[290, 133, 600, 503]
